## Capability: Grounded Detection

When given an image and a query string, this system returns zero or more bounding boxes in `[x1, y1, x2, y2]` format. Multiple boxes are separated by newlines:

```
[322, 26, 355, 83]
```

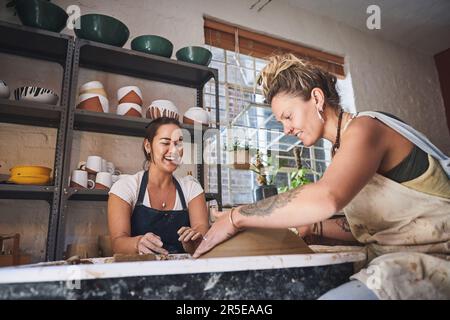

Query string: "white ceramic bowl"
[0, 80, 10, 99]
[117, 102, 142, 116]
[117, 86, 143, 101]
[14, 86, 59, 105]
[78, 93, 109, 113]
[79, 81, 107, 97]
[145, 99, 179, 120]
[79, 80, 104, 92]
[183, 107, 209, 125]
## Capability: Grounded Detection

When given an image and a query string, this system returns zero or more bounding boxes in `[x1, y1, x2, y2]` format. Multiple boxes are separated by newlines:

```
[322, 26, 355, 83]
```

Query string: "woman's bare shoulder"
[341, 116, 386, 146]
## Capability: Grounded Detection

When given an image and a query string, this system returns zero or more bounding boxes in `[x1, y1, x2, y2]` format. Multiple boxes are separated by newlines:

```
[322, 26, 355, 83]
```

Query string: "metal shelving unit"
[0, 21, 74, 261]
[55, 38, 222, 259]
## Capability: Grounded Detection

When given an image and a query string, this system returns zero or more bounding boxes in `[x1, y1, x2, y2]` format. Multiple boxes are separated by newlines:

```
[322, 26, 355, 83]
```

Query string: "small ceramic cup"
[117, 102, 142, 117]
[117, 86, 143, 106]
[86, 155, 103, 174]
[95, 172, 112, 189]
[70, 170, 95, 189]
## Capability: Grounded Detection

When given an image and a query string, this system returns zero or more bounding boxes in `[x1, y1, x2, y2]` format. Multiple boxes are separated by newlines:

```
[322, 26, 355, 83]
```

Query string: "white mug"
[95, 172, 112, 189]
[86, 155, 102, 174]
[70, 170, 95, 189]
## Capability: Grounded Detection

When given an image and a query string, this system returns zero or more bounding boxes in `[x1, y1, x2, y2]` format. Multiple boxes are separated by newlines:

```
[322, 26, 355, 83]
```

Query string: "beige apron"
[344, 169, 450, 299]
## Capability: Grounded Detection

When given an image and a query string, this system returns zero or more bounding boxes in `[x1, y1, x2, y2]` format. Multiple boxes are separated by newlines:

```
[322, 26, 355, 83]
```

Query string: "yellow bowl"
[8, 174, 51, 185]
[10, 165, 52, 177]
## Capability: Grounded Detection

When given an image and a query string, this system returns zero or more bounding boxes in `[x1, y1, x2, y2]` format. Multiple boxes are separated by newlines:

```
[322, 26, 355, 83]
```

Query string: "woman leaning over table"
[193, 53, 450, 300]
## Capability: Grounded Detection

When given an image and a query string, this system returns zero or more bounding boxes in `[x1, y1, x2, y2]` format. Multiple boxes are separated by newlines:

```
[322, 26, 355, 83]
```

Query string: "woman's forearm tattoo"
[335, 217, 351, 232]
[239, 186, 303, 217]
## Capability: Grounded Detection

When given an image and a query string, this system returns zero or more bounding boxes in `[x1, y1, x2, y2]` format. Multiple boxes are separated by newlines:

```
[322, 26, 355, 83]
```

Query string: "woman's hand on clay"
[177, 226, 203, 255]
[192, 208, 241, 258]
[137, 232, 168, 255]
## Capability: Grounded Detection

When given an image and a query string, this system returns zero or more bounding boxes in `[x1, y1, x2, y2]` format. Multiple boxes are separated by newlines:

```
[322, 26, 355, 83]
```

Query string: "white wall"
[1, 0, 448, 262]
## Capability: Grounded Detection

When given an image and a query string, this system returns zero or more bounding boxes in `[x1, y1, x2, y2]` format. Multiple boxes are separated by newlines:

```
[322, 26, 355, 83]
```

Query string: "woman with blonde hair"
[193, 53, 450, 299]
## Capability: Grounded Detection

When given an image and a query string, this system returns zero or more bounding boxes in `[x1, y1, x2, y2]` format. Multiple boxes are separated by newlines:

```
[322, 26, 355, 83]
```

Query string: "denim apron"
[131, 171, 190, 253]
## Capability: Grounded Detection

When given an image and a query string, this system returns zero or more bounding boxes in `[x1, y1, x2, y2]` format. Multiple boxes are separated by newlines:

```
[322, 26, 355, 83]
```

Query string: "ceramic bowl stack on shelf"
[116, 86, 143, 117]
[183, 107, 210, 127]
[13, 86, 59, 105]
[8, 165, 52, 185]
[76, 81, 109, 113]
[144, 99, 180, 121]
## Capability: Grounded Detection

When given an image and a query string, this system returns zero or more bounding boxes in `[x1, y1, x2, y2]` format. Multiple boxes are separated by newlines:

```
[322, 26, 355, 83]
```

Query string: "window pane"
[210, 46, 225, 62]
[203, 46, 346, 205]
[314, 148, 326, 161]
[210, 61, 225, 83]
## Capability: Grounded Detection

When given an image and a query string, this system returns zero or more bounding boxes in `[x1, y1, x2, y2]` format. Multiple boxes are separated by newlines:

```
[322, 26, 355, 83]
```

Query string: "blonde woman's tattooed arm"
[232, 182, 338, 230]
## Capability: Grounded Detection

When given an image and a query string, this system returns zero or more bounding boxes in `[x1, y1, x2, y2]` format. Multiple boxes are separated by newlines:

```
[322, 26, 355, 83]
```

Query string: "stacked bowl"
[77, 81, 109, 113]
[116, 86, 143, 117]
[14, 86, 59, 105]
[144, 100, 179, 121]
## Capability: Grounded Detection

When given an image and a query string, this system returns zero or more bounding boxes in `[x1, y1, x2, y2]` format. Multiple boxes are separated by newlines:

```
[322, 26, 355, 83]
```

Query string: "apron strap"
[173, 177, 188, 210]
[136, 171, 148, 206]
[136, 171, 188, 210]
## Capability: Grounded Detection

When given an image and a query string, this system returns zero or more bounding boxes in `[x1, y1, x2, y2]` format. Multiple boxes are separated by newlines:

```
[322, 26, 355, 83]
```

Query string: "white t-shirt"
[109, 171, 204, 211]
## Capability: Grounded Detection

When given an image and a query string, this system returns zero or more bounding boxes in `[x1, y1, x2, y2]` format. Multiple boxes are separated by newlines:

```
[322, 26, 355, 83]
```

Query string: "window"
[202, 18, 351, 206]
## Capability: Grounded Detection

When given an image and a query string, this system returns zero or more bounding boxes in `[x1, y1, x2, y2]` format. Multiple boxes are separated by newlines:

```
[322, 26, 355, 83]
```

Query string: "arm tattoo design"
[335, 217, 351, 232]
[239, 186, 303, 217]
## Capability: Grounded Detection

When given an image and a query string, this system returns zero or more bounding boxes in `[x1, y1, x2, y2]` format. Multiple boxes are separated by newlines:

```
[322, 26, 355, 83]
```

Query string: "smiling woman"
[107, 117, 209, 256]
[193, 53, 450, 300]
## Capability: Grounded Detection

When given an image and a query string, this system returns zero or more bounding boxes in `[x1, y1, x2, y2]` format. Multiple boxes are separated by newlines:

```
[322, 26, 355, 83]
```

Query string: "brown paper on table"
[199, 228, 313, 259]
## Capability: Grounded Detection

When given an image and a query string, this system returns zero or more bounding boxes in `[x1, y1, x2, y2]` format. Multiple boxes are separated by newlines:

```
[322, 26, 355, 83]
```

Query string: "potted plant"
[250, 149, 278, 201]
[226, 138, 252, 170]
[278, 146, 314, 193]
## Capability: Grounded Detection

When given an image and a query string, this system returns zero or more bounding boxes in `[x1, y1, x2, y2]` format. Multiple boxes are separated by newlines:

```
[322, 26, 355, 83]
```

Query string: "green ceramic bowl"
[74, 14, 129, 47]
[176, 46, 212, 66]
[16, 0, 68, 33]
[131, 35, 173, 58]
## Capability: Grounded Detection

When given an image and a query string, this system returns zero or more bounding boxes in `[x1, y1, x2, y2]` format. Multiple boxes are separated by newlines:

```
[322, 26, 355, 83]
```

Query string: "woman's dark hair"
[143, 117, 182, 163]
